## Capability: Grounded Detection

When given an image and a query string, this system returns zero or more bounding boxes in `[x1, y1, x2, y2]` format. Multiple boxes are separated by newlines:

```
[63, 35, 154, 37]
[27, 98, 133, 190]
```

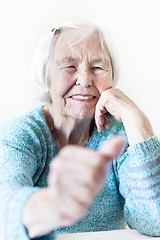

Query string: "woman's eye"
[65, 66, 77, 73]
[92, 67, 104, 74]
[93, 67, 102, 70]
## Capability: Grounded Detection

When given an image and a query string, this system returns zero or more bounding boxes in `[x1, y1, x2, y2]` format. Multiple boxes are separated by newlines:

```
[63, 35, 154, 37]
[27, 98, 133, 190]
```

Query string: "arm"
[95, 87, 160, 236]
[0, 120, 55, 240]
[117, 136, 160, 236]
[0, 115, 124, 239]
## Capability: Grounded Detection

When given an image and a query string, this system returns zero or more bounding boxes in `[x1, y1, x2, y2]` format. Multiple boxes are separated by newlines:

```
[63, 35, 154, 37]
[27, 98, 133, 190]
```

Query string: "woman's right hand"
[23, 136, 124, 238]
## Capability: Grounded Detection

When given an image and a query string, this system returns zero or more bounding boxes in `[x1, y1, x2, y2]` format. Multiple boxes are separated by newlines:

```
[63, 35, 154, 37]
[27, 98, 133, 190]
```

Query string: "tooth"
[72, 95, 93, 99]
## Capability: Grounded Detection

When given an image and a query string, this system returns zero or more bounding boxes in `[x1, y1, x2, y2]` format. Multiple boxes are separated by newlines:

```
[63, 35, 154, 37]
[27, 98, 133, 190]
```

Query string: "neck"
[43, 104, 94, 148]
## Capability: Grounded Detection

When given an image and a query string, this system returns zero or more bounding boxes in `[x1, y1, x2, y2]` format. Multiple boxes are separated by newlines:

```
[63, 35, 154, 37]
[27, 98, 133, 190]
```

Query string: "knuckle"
[90, 168, 98, 181]
[60, 145, 83, 158]
[83, 189, 94, 203]
[101, 90, 108, 98]
[69, 202, 86, 218]
[52, 159, 62, 171]
[59, 145, 72, 155]
[92, 165, 105, 183]
[85, 168, 99, 187]
[91, 154, 105, 167]
[80, 186, 93, 200]
[106, 89, 114, 98]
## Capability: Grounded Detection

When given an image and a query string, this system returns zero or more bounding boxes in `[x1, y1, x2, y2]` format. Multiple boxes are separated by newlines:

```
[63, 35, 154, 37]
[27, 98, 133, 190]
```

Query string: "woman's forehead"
[53, 30, 110, 63]
[55, 29, 105, 49]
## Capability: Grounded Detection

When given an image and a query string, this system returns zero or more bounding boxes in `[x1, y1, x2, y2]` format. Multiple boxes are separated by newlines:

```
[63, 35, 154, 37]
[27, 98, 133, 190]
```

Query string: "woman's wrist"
[121, 108, 154, 146]
[23, 188, 54, 238]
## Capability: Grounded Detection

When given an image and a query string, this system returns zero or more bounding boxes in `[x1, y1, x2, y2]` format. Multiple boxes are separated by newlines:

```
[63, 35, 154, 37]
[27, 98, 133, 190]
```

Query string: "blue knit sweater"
[0, 107, 160, 240]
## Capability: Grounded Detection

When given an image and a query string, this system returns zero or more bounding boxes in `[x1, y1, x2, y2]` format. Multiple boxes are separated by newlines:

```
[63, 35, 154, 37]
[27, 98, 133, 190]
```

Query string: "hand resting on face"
[95, 88, 154, 146]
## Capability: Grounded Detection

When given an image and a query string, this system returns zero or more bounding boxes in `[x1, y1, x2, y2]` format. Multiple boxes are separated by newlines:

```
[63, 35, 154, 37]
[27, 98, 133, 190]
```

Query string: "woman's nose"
[75, 69, 93, 88]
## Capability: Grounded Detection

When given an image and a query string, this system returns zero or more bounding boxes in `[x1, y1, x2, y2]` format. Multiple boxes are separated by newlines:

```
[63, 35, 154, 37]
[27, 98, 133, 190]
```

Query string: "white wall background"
[0, 0, 160, 137]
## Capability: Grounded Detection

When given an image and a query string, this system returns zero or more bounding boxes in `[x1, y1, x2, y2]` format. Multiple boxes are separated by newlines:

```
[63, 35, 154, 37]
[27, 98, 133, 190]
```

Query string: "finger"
[95, 115, 104, 133]
[104, 117, 110, 130]
[95, 110, 104, 132]
[98, 136, 125, 162]
[49, 159, 100, 187]
[47, 170, 61, 196]
[60, 177, 95, 204]
[59, 145, 106, 167]
[95, 102, 108, 133]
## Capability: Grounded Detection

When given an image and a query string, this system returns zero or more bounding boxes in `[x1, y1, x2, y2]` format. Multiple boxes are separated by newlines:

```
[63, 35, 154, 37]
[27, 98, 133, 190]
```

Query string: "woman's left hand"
[95, 88, 154, 146]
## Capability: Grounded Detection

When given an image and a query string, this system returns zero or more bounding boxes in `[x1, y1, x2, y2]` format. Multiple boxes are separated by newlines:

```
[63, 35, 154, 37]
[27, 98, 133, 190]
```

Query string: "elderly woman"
[0, 22, 160, 240]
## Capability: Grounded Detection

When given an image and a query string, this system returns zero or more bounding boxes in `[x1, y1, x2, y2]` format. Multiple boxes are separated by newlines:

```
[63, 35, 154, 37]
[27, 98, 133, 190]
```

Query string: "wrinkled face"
[49, 29, 113, 120]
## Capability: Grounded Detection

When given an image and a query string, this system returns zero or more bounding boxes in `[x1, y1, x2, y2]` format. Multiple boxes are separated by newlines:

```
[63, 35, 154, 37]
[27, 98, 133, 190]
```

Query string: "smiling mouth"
[69, 95, 96, 102]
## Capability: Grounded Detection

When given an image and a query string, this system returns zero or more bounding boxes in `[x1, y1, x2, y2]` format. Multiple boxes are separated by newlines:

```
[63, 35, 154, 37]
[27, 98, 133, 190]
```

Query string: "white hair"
[31, 21, 115, 102]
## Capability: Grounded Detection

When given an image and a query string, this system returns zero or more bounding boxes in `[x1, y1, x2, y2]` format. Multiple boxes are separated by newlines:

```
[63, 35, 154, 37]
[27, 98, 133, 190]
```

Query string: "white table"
[57, 229, 160, 240]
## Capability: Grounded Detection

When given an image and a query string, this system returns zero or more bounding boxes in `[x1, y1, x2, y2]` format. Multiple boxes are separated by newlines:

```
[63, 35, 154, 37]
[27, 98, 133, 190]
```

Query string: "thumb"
[98, 136, 125, 161]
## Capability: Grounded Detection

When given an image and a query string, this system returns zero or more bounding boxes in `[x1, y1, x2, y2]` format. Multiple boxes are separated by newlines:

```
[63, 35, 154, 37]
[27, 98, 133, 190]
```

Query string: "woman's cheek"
[57, 72, 75, 94]
[95, 75, 113, 94]
[62, 72, 75, 86]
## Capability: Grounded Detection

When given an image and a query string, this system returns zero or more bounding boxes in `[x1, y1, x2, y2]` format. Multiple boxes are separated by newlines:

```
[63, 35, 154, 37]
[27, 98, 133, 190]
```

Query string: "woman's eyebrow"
[90, 58, 103, 64]
[56, 57, 79, 66]
[89, 58, 109, 66]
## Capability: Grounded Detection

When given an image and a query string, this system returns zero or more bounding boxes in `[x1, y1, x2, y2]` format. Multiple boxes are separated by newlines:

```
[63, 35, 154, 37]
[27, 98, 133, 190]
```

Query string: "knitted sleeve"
[0, 118, 55, 240]
[116, 136, 160, 236]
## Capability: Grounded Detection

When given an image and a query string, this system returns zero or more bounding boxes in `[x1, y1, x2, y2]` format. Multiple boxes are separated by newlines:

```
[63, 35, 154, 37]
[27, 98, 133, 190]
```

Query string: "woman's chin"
[65, 110, 95, 120]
